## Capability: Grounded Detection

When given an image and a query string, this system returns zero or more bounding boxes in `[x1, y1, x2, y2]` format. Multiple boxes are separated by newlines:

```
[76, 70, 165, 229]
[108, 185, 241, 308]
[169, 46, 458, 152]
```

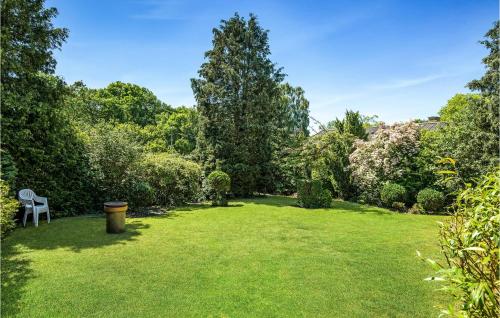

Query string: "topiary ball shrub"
[297, 179, 332, 209]
[380, 182, 407, 207]
[417, 188, 445, 213]
[207, 170, 231, 206]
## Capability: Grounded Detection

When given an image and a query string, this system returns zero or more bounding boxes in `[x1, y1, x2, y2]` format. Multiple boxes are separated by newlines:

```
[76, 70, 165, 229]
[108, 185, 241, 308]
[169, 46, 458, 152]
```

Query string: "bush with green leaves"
[0, 180, 19, 237]
[391, 201, 406, 212]
[135, 153, 202, 206]
[84, 124, 142, 206]
[408, 203, 424, 214]
[417, 188, 445, 213]
[421, 169, 499, 317]
[207, 170, 231, 206]
[297, 179, 333, 209]
[380, 183, 407, 207]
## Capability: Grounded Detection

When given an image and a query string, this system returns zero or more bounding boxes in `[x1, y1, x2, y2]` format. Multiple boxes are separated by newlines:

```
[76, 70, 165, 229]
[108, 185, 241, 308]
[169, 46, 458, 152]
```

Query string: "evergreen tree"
[1, 0, 93, 214]
[328, 110, 367, 140]
[271, 83, 310, 193]
[191, 13, 284, 196]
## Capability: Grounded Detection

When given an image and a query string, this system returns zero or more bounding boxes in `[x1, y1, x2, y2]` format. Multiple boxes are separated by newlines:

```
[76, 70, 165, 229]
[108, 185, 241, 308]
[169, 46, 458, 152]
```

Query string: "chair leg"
[47, 209, 50, 224]
[23, 210, 28, 227]
[34, 211, 39, 227]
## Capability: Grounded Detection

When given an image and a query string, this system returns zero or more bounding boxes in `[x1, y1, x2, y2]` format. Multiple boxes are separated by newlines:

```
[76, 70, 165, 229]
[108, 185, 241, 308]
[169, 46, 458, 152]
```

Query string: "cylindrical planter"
[104, 201, 128, 234]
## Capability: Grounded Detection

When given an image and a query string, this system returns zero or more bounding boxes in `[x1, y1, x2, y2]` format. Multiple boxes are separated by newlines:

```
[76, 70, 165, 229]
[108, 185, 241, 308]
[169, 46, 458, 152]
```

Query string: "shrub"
[408, 203, 423, 214]
[421, 169, 499, 317]
[297, 180, 333, 208]
[380, 183, 407, 207]
[391, 201, 406, 212]
[416, 188, 445, 213]
[85, 124, 142, 205]
[207, 170, 231, 206]
[349, 122, 421, 204]
[136, 153, 202, 206]
[0, 180, 19, 237]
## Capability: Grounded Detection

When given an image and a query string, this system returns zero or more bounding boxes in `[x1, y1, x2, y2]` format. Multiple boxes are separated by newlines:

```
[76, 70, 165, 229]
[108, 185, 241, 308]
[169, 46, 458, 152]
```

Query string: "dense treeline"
[0, 1, 497, 222]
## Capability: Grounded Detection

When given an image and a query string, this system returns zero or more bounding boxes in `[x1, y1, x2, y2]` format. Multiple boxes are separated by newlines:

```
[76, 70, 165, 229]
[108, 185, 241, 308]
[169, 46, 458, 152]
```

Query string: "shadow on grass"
[173, 202, 244, 212]
[1, 217, 148, 316]
[237, 195, 298, 207]
[332, 200, 393, 215]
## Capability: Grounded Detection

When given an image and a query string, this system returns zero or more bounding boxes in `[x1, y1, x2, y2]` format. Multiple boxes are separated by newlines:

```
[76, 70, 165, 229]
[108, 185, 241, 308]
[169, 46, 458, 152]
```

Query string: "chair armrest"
[34, 196, 48, 204]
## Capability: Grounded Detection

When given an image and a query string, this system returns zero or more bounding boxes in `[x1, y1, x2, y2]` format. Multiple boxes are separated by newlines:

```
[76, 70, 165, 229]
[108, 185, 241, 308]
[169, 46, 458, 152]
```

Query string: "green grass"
[2, 196, 447, 317]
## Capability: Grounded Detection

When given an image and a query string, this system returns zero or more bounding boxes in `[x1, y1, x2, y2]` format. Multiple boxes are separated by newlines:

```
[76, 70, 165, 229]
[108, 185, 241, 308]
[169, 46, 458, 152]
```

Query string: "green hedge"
[135, 153, 202, 206]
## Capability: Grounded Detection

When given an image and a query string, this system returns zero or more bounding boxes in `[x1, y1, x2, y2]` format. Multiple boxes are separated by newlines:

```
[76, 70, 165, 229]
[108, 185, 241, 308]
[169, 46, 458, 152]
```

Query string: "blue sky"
[48, 0, 497, 128]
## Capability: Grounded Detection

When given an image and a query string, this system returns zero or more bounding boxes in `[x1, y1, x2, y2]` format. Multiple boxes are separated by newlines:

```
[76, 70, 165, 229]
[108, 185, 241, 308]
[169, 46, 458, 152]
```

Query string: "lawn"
[1, 196, 447, 317]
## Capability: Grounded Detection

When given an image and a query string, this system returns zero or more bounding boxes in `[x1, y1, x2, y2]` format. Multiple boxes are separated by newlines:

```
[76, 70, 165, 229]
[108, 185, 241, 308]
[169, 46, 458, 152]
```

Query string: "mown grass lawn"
[1, 196, 447, 317]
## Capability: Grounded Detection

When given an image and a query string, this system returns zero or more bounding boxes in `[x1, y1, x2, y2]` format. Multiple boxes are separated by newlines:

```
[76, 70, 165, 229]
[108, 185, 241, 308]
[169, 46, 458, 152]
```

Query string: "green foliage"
[302, 130, 356, 200]
[0, 180, 19, 237]
[207, 170, 231, 206]
[135, 153, 202, 206]
[270, 83, 310, 194]
[328, 110, 368, 140]
[408, 203, 424, 214]
[1, 0, 94, 216]
[438, 94, 481, 123]
[192, 13, 284, 196]
[417, 188, 445, 213]
[152, 107, 198, 155]
[421, 169, 499, 317]
[391, 201, 407, 212]
[84, 124, 142, 205]
[0, 149, 18, 188]
[1, 0, 68, 81]
[67, 81, 172, 127]
[380, 183, 407, 207]
[297, 179, 333, 208]
[421, 22, 499, 188]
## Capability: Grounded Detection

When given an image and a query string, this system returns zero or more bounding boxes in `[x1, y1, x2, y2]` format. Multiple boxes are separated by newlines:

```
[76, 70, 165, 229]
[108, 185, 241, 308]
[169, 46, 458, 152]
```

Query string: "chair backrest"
[19, 189, 36, 206]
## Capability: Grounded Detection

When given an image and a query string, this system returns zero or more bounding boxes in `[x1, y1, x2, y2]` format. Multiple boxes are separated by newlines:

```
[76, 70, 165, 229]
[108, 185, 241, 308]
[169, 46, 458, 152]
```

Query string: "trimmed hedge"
[135, 153, 202, 207]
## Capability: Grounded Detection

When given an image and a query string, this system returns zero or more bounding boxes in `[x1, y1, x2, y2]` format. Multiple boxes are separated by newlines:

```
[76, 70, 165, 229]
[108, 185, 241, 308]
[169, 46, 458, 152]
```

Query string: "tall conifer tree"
[192, 13, 284, 196]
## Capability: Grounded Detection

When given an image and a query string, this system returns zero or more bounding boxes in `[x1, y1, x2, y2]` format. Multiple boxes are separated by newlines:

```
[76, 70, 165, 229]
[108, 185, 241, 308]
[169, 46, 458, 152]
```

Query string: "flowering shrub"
[349, 122, 420, 204]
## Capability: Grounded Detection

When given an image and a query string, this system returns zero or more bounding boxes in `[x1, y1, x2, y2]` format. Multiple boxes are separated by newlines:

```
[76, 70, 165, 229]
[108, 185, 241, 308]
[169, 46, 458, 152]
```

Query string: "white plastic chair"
[18, 189, 50, 227]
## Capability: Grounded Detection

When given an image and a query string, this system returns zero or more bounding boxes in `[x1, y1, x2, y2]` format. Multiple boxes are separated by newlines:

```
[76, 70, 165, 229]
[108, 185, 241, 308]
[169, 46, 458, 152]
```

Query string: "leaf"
[436, 170, 457, 175]
[463, 247, 485, 252]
